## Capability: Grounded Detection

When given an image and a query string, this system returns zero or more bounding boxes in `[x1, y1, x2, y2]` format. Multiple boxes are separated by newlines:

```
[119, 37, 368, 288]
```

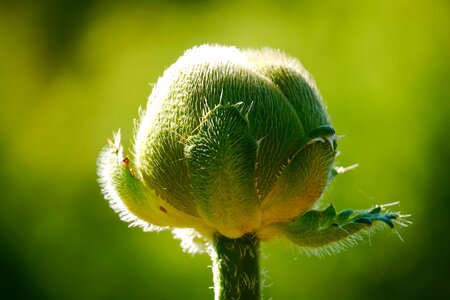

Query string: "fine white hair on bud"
[97, 130, 167, 233]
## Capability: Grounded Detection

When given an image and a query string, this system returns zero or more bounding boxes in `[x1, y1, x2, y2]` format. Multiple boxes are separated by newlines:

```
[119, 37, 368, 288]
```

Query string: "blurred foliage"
[0, 0, 449, 299]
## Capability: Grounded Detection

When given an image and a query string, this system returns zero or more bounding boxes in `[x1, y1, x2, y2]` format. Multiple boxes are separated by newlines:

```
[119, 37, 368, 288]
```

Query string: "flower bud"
[98, 45, 337, 243]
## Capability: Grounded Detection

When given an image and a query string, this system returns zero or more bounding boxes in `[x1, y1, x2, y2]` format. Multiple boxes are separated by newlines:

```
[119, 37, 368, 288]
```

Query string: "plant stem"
[210, 233, 260, 300]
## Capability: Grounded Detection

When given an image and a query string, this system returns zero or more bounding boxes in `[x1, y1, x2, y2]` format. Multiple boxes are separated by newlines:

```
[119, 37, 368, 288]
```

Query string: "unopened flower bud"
[98, 45, 338, 248]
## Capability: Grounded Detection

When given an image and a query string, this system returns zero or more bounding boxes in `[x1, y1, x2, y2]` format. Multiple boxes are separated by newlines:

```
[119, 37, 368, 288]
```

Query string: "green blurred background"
[0, 0, 449, 299]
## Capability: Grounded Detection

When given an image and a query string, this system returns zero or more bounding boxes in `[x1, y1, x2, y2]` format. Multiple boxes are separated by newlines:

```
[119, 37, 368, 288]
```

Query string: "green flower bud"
[98, 45, 338, 248]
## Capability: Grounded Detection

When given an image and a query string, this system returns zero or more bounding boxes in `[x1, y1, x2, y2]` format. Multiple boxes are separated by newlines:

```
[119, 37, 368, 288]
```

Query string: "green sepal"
[260, 141, 335, 226]
[278, 204, 402, 250]
[97, 132, 212, 233]
[185, 104, 259, 238]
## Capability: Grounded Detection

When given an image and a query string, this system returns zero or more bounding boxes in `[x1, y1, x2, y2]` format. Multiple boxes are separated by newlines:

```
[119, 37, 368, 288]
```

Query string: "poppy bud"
[98, 45, 338, 247]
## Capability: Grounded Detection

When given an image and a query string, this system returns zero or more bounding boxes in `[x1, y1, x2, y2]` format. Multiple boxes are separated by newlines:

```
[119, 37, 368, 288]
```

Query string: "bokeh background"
[1, 0, 449, 299]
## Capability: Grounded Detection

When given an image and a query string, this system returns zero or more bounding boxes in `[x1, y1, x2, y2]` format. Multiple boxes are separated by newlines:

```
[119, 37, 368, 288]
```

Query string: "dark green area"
[0, 0, 449, 299]
[213, 234, 260, 300]
[280, 204, 400, 248]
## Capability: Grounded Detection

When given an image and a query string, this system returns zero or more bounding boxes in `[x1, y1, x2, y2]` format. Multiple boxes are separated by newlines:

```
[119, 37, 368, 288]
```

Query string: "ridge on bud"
[98, 44, 339, 250]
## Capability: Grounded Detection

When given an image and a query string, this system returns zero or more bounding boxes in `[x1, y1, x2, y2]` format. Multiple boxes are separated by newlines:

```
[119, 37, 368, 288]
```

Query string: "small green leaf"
[277, 204, 407, 254]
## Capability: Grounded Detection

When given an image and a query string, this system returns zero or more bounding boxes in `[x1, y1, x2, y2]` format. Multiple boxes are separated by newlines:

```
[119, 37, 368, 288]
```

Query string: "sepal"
[277, 204, 409, 255]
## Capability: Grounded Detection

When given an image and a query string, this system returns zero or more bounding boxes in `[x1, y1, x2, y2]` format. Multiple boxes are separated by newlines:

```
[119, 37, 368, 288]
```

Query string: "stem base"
[211, 234, 260, 300]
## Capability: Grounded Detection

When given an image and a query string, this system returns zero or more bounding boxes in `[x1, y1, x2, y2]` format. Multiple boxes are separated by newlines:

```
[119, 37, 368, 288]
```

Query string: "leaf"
[277, 204, 407, 255]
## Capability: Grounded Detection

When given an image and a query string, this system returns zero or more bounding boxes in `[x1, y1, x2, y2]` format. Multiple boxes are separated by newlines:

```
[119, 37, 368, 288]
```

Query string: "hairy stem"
[211, 234, 260, 300]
